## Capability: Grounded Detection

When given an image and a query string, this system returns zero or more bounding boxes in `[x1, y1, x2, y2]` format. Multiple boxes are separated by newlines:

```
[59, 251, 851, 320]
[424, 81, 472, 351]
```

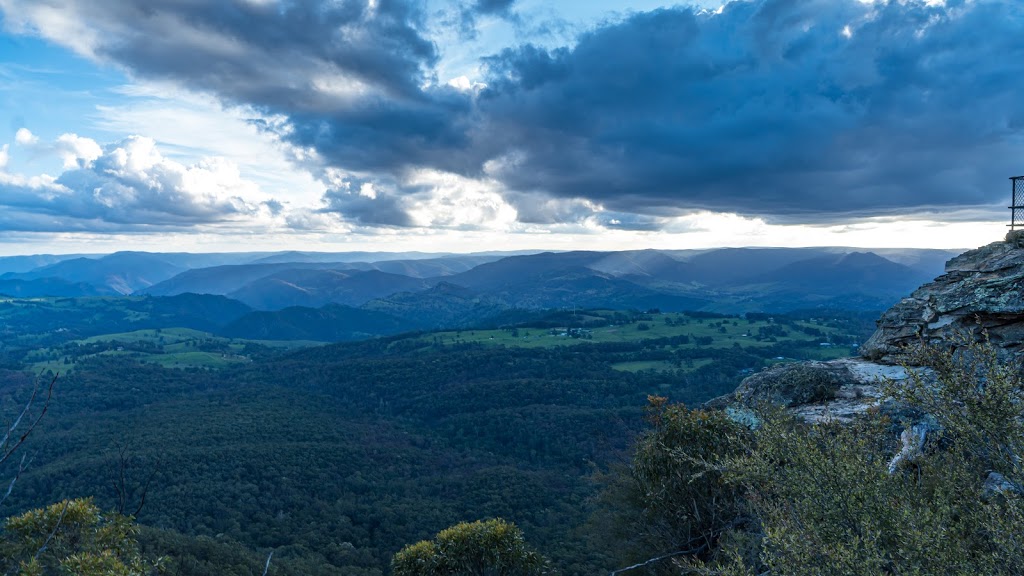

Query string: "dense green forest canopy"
[0, 304, 874, 574]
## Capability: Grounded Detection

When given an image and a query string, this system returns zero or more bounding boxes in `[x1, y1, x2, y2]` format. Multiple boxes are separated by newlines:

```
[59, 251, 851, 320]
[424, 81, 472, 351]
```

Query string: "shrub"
[604, 397, 750, 574]
[392, 518, 549, 576]
[0, 497, 161, 576]
[613, 339, 1024, 575]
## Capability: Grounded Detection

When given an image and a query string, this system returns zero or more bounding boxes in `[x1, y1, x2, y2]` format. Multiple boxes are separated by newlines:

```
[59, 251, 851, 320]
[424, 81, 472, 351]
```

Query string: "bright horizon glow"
[0, 215, 996, 257]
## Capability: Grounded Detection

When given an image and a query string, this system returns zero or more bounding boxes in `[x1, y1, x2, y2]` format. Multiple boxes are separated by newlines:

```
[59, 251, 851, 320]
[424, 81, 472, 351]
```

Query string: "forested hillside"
[0, 308, 871, 574]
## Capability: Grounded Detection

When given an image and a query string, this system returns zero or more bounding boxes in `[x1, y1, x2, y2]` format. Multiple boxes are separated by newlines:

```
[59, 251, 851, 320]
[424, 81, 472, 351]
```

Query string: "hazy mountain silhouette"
[1, 252, 186, 294]
[140, 262, 345, 296]
[0, 247, 961, 316]
[228, 269, 432, 310]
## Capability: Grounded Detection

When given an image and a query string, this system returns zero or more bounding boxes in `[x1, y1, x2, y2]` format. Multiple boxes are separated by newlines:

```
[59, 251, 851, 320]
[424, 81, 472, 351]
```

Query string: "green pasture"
[28, 328, 324, 374]
[421, 312, 854, 349]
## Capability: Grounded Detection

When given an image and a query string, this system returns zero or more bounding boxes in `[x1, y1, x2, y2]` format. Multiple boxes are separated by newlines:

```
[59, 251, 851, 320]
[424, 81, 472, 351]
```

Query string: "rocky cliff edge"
[707, 232, 1024, 422]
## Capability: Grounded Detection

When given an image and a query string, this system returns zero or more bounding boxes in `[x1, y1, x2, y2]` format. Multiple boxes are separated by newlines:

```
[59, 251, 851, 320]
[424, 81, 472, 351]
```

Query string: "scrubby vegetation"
[0, 498, 160, 576]
[392, 519, 549, 576]
[605, 338, 1024, 575]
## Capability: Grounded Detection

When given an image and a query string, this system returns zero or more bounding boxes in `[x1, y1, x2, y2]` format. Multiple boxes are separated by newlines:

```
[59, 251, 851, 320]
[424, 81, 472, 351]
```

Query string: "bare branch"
[109, 440, 160, 517]
[0, 453, 29, 508]
[1, 373, 57, 466]
[34, 500, 71, 561]
[132, 460, 160, 517]
[609, 518, 748, 576]
[262, 551, 274, 576]
[609, 544, 710, 576]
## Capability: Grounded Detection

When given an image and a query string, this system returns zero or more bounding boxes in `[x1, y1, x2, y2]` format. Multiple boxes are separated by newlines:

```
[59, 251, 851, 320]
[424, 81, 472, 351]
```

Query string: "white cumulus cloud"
[54, 133, 103, 169]
[14, 128, 38, 145]
[0, 134, 282, 232]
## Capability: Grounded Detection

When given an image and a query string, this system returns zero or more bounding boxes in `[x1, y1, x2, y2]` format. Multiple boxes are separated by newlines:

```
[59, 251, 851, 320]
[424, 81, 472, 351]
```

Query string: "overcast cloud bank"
[0, 0, 1020, 237]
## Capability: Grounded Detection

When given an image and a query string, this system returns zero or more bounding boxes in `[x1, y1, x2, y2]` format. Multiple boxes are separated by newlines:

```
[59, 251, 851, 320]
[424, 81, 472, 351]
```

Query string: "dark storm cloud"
[282, 85, 476, 175]
[80, 0, 436, 105]
[320, 175, 420, 227]
[3, 0, 1023, 227]
[476, 0, 1024, 222]
[474, 0, 515, 16]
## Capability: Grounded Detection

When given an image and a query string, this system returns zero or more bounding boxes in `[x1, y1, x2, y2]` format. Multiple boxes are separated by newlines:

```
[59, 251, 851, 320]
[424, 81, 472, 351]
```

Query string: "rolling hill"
[218, 303, 413, 341]
[227, 269, 432, 310]
[0, 247, 963, 319]
[140, 262, 343, 296]
[1, 252, 187, 294]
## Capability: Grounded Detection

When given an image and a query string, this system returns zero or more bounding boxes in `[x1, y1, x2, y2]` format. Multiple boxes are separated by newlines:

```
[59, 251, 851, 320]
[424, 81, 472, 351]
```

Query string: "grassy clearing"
[419, 312, 856, 350]
[28, 329, 324, 374]
[79, 327, 211, 344]
[147, 351, 250, 369]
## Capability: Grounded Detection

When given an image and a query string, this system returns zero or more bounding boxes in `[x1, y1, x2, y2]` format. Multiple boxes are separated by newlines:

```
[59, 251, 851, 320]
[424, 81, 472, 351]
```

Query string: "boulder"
[983, 471, 1024, 498]
[731, 360, 853, 406]
[707, 358, 918, 424]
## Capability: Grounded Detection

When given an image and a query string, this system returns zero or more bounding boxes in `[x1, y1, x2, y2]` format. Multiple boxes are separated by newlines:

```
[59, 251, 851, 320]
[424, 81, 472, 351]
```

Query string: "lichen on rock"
[730, 361, 849, 407]
[861, 234, 1024, 364]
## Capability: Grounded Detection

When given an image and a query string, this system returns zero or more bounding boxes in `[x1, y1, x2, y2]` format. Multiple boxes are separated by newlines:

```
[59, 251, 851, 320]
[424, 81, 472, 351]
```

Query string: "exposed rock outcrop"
[706, 357, 915, 423]
[983, 471, 1024, 498]
[708, 233, 1024, 423]
[724, 361, 850, 407]
[861, 233, 1024, 364]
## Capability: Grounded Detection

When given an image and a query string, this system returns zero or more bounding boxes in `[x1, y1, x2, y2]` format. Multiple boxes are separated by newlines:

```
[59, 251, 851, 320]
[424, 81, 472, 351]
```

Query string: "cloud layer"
[2, 0, 1022, 229]
[0, 134, 267, 232]
[476, 0, 1024, 222]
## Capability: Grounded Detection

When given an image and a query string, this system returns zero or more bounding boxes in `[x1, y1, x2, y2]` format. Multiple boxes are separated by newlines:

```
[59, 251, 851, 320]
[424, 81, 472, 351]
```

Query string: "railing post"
[1011, 176, 1024, 231]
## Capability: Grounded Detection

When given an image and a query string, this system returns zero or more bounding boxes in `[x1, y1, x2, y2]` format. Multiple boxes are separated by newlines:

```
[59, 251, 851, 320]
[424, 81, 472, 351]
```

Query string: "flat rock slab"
[708, 357, 927, 424]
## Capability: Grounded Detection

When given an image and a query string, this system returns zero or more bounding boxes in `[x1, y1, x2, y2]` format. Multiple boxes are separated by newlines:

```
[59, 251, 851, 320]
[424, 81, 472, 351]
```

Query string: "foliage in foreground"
[612, 338, 1024, 575]
[0, 497, 161, 576]
[392, 518, 549, 576]
[609, 399, 750, 574]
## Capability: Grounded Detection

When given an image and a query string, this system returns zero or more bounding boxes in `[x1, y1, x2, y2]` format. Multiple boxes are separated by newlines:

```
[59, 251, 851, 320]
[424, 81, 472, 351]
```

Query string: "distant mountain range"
[0, 247, 964, 339]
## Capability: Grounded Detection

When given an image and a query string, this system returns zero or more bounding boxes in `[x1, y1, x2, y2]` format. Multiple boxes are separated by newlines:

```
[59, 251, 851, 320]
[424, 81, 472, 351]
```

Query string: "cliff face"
[861, 233, 1024, 364]
[710, 233, 1024, 422]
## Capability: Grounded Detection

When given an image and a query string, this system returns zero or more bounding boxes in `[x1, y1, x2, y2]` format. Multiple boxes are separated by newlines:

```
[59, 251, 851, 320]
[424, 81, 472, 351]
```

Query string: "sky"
[0, 0, 1021, 255]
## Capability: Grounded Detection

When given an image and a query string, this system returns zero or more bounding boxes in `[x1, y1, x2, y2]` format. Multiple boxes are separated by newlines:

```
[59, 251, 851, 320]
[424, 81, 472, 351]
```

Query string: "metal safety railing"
[1011, 176, 1024, 231]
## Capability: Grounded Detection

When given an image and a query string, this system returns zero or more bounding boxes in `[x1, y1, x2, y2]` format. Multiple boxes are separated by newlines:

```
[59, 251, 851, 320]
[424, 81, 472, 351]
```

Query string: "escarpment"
[708, 232, 1024, 422]
[861, 232, 1024, 364]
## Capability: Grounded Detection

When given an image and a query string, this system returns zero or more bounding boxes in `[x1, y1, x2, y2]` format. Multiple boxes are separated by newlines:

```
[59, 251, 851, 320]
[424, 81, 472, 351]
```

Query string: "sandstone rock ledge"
[861, 234, 1024, 364]
[708, 234, 1024, 423]
[706, 358, 920, 424]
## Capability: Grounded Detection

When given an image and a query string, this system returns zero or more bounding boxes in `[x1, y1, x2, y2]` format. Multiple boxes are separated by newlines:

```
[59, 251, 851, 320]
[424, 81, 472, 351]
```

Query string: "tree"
[606, 397, 750, 574]
[392, 518, 549, 576]
[0, 497, 162, 575]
